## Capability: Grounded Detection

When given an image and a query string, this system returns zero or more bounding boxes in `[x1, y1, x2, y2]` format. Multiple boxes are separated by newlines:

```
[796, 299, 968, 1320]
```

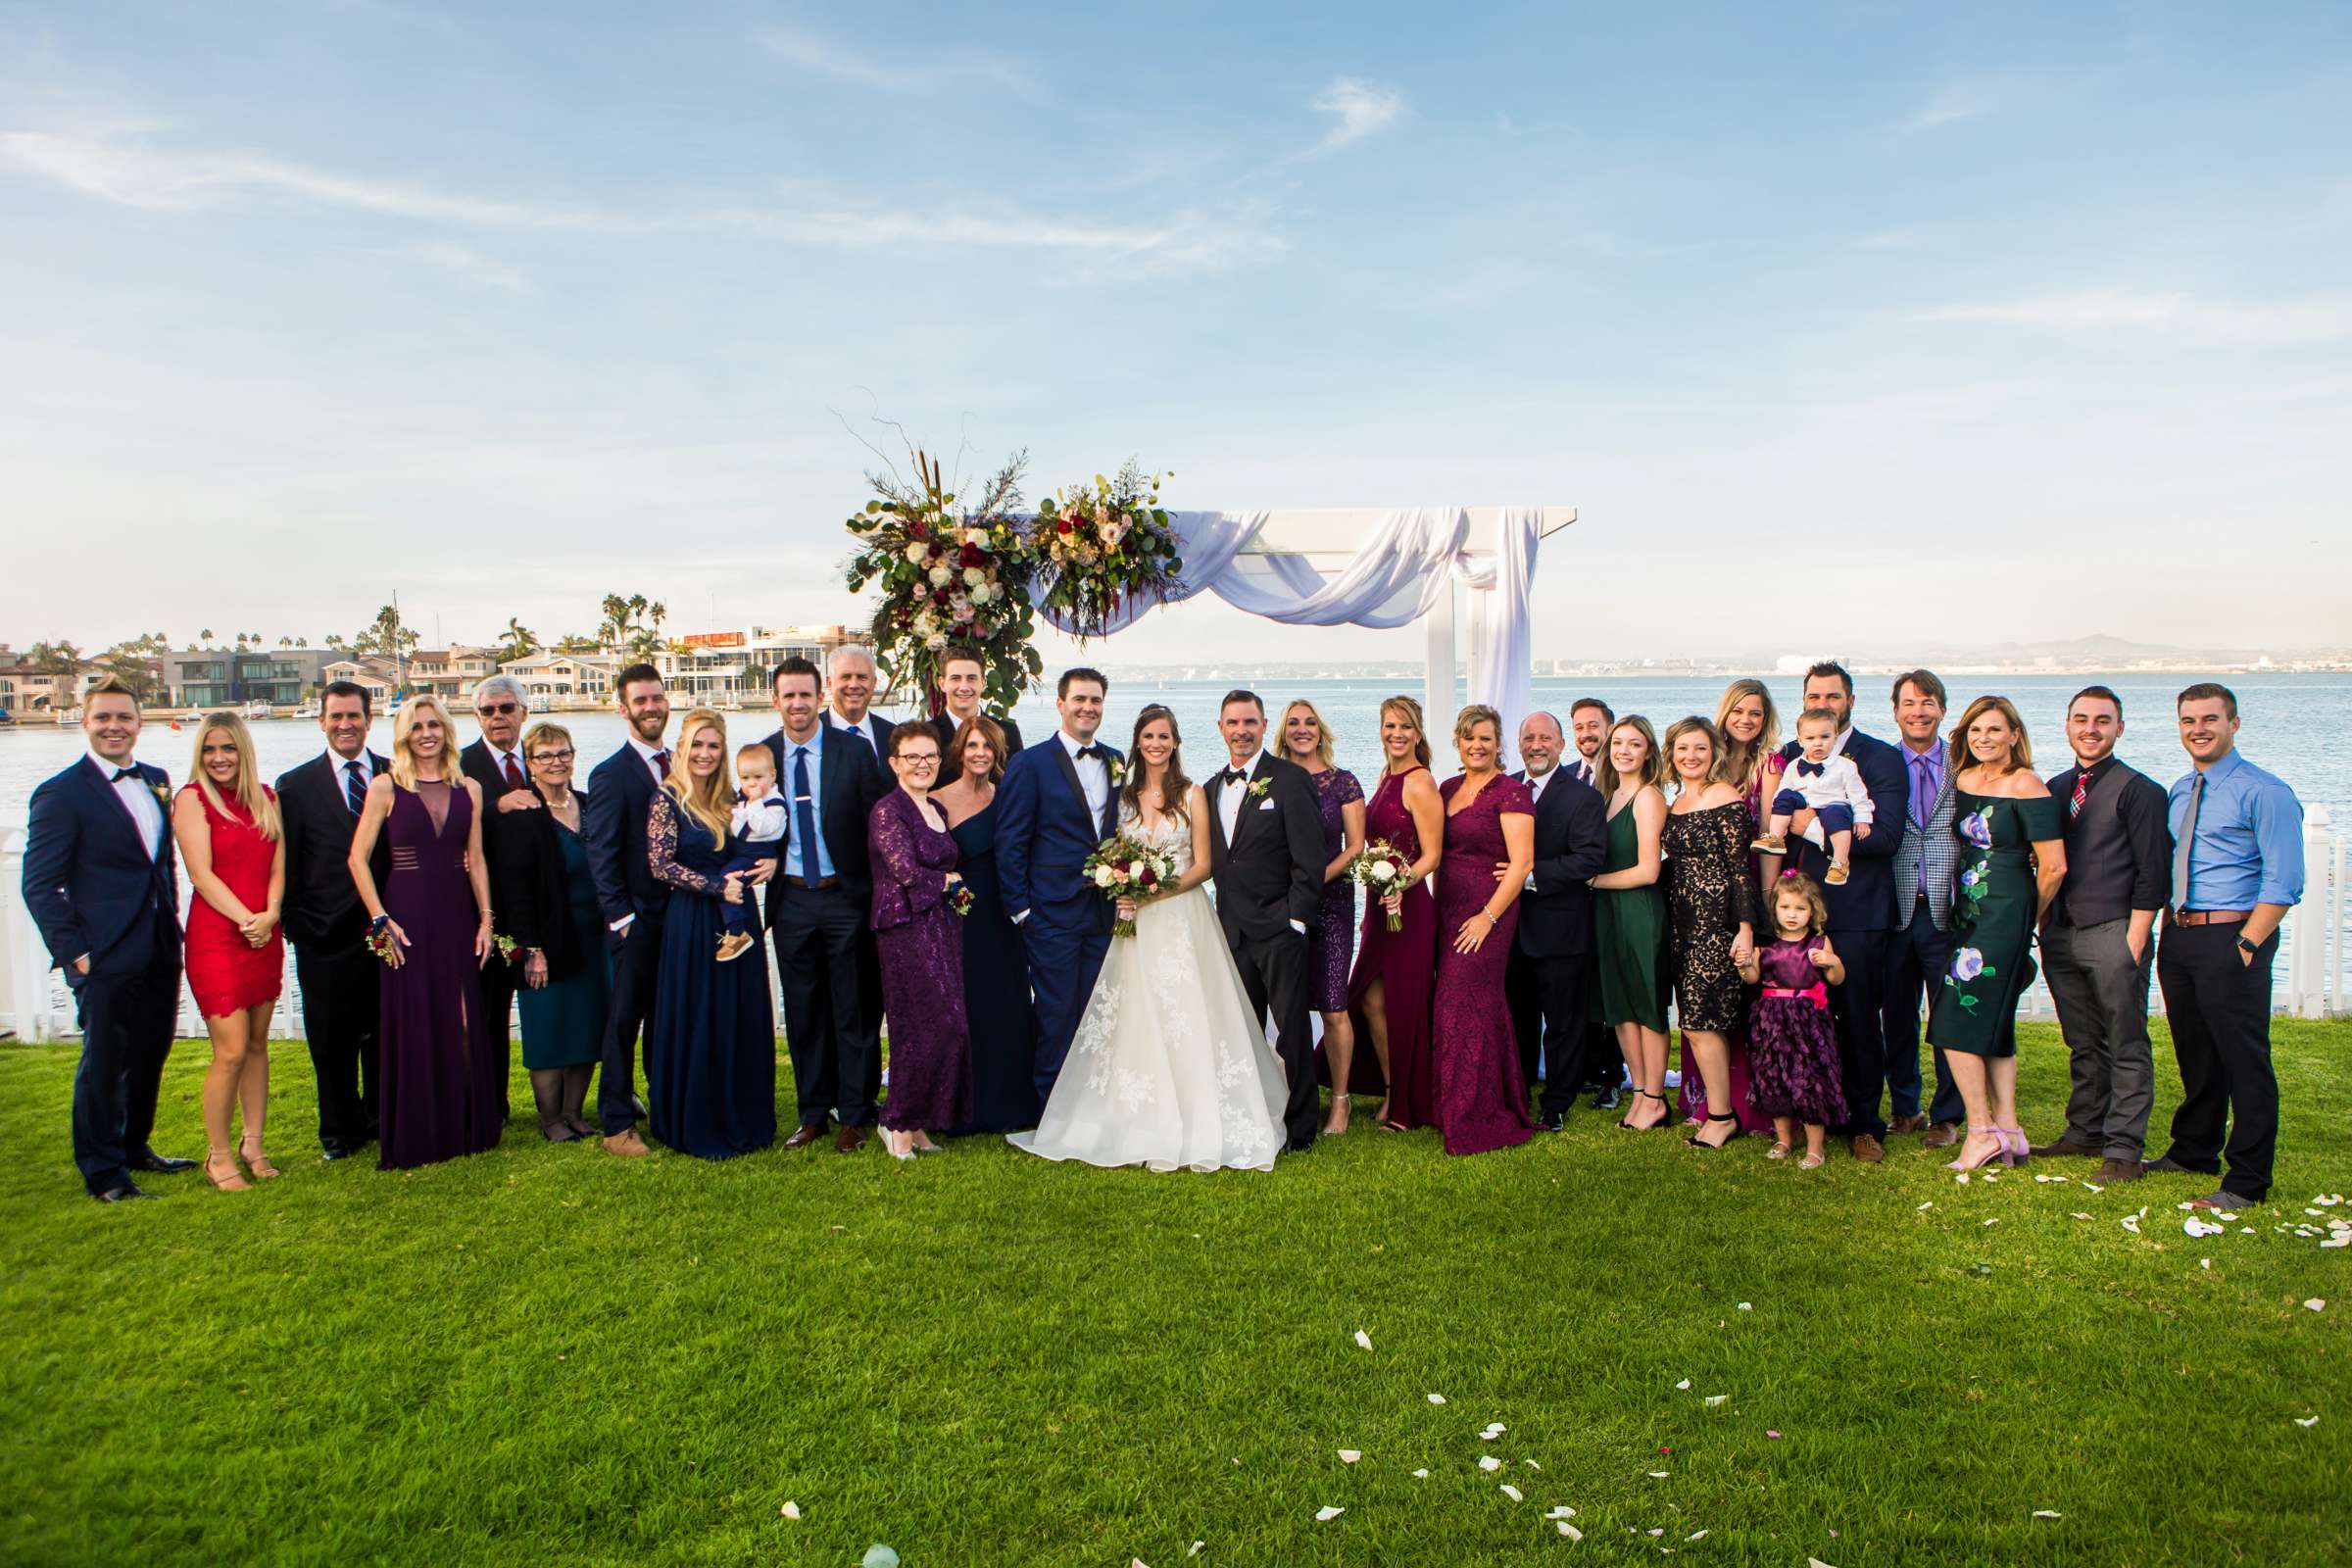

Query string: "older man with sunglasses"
[460, 673, 539, 1126]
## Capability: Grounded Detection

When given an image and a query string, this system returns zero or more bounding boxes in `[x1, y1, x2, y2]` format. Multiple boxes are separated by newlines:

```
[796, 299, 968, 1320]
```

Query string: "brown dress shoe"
[782, 1122, 829, 1151]
[1887, 1112, 1931, 1136]
[1921, 1120, 1962, 1149]
[602, 1127, 649, 1158]
[835, 1124, 868, 1154]
[2096, 1156, 2144, 1183]
[2028, 1137, 2102, 1159]
[1848, 1134, 1885, 1164]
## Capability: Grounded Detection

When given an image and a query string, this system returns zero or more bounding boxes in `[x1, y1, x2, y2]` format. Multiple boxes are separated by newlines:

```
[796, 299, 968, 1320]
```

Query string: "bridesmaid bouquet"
[1350, 840, 1413, 932]
[1084, 835, 1178, 938]
[950, 881, 975, 917]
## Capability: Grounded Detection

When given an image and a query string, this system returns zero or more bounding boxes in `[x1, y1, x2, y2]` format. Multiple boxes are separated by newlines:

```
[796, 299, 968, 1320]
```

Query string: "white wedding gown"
[1008, 793, 1292, 1173]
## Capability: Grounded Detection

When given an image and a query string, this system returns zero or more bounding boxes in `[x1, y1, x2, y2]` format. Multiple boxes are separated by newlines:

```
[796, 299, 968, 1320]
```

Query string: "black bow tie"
[112, 766, 140, 782]
[1219, 767, 1249, 785]
[1076, 744, 1107, 760]
[1795, 760, 1826, 777]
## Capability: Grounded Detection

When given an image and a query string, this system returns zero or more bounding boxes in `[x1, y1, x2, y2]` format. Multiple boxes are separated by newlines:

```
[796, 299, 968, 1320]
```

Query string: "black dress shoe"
[1590, 1086, 1623, 1112]
[1285, 1137, 1316, 1154]
[92, 1181, 152, 1202]
[320, 1144, 356, 1162]
[128, 1152, 198, 1174]
[1540, 1110, 1566, 1132]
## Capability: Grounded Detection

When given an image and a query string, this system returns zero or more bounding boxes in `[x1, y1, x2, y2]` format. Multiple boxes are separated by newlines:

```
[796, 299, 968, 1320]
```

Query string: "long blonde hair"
[1280, 698, 1336, 767]
[1597, 714, 1666, 797]
[389, 696, 459, 793]
[663, 708, 736, 843]
[1379, 695, 1433, 768]
[1713, 678, 1781, 795]
[186, 711, 282, 840]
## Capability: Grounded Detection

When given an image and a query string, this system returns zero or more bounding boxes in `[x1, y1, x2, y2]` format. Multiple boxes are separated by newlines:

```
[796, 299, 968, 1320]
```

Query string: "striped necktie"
[344, 760, 368, 818]
[2070, 767, 2091, 819]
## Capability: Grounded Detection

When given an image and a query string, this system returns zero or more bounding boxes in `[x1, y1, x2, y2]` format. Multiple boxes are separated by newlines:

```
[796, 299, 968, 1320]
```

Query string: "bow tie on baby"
[1795, 760, 1827, 778]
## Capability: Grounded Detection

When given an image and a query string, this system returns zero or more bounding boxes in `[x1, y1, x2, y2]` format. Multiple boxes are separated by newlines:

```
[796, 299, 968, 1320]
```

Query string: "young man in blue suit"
[583, 662, 671, 1158]
[22, 676, 195, 1200]
[996, 667, 1121, 1108]
[1774, 662, 1910, 1163]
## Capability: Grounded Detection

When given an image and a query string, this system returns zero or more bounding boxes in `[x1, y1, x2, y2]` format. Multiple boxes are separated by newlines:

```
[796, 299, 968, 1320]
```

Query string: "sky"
[3, 0, 2350, 667]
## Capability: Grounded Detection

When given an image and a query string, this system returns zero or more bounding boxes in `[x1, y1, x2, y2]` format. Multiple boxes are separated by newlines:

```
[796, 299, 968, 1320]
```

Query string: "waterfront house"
[406, 646, 501, 702]
[319, 655, 401, 706]
[501, 651, 619, 709]
[659, 624, 848, 707]
[168, 648, 336, 710]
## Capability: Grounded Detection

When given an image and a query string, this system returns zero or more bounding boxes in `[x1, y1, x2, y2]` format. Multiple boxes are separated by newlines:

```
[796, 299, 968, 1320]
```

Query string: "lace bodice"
[1117, 791, 1196, 876]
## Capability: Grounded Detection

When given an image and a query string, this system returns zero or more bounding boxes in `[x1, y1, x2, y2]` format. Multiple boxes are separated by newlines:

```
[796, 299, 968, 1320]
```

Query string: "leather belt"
[2172, 908, 2250, 927]
[782, 875, 839, 890]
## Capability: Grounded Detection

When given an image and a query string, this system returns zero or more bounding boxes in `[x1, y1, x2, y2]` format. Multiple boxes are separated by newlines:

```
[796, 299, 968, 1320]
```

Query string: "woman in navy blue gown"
[644, 709, 777, 1158]
[934, 715, 1043, 1134]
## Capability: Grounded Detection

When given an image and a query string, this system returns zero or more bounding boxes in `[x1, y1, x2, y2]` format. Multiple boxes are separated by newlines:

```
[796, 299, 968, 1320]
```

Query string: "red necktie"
[503, 752, 526, 791]
[2070, 768, 2090, 819]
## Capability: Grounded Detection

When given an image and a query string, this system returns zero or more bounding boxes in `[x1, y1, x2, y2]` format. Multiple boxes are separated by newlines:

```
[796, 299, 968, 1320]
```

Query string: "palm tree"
[198, 627, 216, 646]
[501, 617, 539, 659]
[26, 640, 85, 710]
[555, 632, 599, 655]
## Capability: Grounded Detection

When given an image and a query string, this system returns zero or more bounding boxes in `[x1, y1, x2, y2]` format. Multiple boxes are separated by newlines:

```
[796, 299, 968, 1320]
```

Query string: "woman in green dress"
[492, 722, 612, 1141]
[1927, 696, 2068, 1173]
[1592, 715, 1674, 1130]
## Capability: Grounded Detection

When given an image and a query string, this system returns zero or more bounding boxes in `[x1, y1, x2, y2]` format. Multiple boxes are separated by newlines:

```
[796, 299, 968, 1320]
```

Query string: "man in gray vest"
[1883, 669, 1965, 1146]
[2033, 686, 2172, 1183]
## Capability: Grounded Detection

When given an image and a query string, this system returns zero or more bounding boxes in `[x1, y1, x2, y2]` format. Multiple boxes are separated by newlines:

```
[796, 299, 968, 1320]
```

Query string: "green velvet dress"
[1592, 797, 1670, 1032]
[1928, 790, 2063, 1059]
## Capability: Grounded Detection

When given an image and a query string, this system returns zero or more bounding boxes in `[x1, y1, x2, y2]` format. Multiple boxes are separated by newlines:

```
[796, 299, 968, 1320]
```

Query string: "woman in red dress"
[172, 712, 287, 1192]
[1346, 695, 1446, 1132]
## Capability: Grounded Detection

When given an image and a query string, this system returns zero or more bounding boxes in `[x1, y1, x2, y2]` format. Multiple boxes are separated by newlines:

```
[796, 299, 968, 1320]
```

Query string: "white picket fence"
[3, 808, 2347, 1039]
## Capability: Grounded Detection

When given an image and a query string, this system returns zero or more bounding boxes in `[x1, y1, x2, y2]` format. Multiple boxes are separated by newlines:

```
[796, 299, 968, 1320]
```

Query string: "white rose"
[1093, 866, 1116, 888]
[970, 582, 993, 604]
[903, 542, 927, 564]
[964, 527, 989, 546]
[928, 564, 953, 587]
[924, 632, 948, 650]
[962, 565, 985, 588]
[1125, 860, 1145, 879]
[1369, 861, 1396, 882]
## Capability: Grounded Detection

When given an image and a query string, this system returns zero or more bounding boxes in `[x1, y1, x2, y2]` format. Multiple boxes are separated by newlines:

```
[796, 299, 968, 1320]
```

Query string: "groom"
[1204, 689, 1327, 1152]
[998, 667, 1122, 1106]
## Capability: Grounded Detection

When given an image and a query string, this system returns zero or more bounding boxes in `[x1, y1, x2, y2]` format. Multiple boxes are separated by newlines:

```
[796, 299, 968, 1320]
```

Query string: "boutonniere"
[1247, 778, 1271, 801]
[1108, 759, 1126, 785]
[149, 780, 170, 807]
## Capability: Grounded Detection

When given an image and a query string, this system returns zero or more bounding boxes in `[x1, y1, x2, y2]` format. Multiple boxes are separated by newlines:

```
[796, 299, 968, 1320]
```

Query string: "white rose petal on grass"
[2294, 1415, 2320, 1428]
[1704, 1395, 1729, 1406]
[2071, 1211, 2094, 1221]
[1983, 1217, 2001, 1227]
[1411, 1468, 1430, 1479]
[1525, 1459, 1543, 1470]
[1427, 1393, 1447, 1404]
[1353, 1329, 1374, 1351]
[1647, 1528, 1666, 1537]
[1648, 1470, 1669, 1478]
[2306, 1298, 2327, 1312]
[2121, 1216, 2141, 1235]
[1675, 1378, 1691, 1391]
[779, 1501, 802, 1520]
[1918, 1200, 1934, 1210]
[1191, 1545, 1205, 1559]
[1955, 1172, 1971, 1185]
[1479, 1455, 1503, 1472]
[1337, 1449, 1361, 1464]
[1690, 1530, 1709, 1541]
[1500, 1484, 1524, 1502]
[2082, 1183, 2103, 1193]
[2202, 1258, 2212, 1269]
[2033, 1510, 2061, 1520]
[1314, 1506, 1345, 1523]
[863, 1548, 901, 1568]
[1737, 1302, 1753, 1311]
[1809, 1559, 1839, 1568]
[1546, 1506, 1578, 1520]
[1558, 1521, 1584, 1541]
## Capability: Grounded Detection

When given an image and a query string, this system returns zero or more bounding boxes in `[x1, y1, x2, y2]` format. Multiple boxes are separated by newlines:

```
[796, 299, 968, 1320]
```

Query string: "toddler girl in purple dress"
[1738, 872, 1848, 1169]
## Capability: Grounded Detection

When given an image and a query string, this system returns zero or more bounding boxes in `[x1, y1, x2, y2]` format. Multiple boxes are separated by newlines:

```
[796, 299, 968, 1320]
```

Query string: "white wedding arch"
[1032, 506, 1577, 750]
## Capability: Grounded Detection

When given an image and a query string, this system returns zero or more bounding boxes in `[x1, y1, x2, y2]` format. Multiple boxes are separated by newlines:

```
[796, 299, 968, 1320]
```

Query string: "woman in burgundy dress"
[1347, 695, 1446, 1132]
[1283, 699, 1369, 1131]
[172, 712, 287, 1192]
[348, 696, 502, 1171]
[1431, 706, 1539, 1155]
[869, 722, 972, 1159]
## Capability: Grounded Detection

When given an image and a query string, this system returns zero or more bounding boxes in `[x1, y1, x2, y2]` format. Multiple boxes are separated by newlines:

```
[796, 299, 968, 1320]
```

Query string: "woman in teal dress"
[1927, 696, 2068, 1173]
[492, 722, 611, 1141]
[1591, 716, 1674, 1129]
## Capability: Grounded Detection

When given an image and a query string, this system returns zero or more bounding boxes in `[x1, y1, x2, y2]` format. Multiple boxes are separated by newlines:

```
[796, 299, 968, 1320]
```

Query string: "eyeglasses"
[477, 703, 520, 716]
[530, 749, 574, 763]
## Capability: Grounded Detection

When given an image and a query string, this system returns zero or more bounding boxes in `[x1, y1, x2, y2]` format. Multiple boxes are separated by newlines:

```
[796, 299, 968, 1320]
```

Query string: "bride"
[1009, 704, 1292, 1172]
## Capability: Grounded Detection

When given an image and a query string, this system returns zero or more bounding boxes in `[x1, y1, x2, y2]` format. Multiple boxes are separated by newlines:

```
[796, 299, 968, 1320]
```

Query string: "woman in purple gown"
[1347, 696, 1446, 1131]
[870, 722, 972, 1159]
[1283, 700, 1369, 1130]
[346, 696, 502, 1170]
[1432, 705, 1539, 1154]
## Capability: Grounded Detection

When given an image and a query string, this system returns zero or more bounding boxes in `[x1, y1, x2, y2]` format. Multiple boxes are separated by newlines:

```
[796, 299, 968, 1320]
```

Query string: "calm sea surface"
[4, 672, 2344, 1022]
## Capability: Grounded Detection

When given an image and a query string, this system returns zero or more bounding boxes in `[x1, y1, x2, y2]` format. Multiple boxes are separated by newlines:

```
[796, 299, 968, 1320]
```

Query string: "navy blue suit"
[585, 742, 670, 1135]
[22, 756, 184, 1193]
[997, 734, 1121, 1102]
[763, 724, 888, 1129]
[1781, 728, 1910, 1139]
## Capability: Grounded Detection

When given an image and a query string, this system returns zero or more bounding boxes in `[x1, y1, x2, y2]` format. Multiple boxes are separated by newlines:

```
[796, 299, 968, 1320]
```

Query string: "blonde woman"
[172, 712, 287, 1191]
[644, 709, 777, 1158]
[1281, 698, 1369, 1132]
[348, 695, 503, 1170]
[1713, 677, 1787, 890]
[1592, 716, 1674, 1129]
[1346, 695, 1446, 1132]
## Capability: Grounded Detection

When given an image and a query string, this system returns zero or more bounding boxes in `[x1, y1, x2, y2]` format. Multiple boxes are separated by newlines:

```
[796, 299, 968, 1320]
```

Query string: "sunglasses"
[477, 702, 520, 716]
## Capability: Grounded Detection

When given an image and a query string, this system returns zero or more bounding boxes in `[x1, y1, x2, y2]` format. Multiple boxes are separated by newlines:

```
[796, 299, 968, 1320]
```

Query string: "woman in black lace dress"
[1660, 716, 1757, 1151]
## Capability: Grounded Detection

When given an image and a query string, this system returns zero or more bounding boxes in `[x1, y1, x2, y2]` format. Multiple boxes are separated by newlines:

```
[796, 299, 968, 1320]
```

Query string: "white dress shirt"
[1568, 754, 1598, 788]
[1060, 728, 1111, 825]
[484, 741, 526, 788]
[1522, 763, 1557, 889]
[830, 710, 879, 752]
[91, 750, 164, 858]
[1215, 750, 1267, 846]
[627, 735, 668, 788]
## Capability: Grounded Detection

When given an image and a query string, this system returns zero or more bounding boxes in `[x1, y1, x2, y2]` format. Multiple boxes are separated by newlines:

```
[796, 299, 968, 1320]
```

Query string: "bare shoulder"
[1399, 767, 1441, 805]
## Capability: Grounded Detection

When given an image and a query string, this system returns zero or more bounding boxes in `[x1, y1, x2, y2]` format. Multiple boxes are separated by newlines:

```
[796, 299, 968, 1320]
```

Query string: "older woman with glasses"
[491, 722, 610, 1141]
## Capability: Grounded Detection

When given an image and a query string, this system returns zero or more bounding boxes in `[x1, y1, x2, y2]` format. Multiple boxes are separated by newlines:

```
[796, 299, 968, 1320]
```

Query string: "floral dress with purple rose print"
[1925, 790, 2063, 1060]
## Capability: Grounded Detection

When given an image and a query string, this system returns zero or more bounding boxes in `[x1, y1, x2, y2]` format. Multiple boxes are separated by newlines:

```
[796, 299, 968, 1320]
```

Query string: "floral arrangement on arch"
[844, 448, 1042, 713]
[1031, 460, 1185, 642]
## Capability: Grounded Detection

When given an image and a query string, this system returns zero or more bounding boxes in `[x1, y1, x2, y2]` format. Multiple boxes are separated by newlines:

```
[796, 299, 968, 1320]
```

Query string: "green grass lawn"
[4, 1020, 2347, 1567]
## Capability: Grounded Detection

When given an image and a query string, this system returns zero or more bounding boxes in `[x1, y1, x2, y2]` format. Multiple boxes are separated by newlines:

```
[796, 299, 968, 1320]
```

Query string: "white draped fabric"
[1032, 506, 1544, 749]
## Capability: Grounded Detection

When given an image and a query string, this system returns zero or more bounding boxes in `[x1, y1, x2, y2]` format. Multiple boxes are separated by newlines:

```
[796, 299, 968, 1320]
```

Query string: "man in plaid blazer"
[1883, 670, 1966, 1146]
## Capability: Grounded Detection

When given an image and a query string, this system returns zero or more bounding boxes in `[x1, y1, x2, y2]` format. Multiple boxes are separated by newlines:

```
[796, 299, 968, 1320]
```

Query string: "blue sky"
[3, 1, 2348, 664]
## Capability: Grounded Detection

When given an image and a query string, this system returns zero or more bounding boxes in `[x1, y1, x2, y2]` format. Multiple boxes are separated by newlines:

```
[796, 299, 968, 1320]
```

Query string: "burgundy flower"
[960, 542, 983, 567]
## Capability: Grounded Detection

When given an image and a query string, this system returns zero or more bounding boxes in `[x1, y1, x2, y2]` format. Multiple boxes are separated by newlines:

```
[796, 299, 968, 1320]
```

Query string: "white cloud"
[754, 27, 1022, 91]
[1308, 76, 1404, 154]
[1902, 79, 2010, 132]
[395, 239, 530, 294]
[1916, 289, 2352, 347]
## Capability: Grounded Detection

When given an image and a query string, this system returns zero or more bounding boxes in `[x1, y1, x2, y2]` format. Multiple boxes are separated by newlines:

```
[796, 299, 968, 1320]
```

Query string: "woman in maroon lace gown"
[1431, 706, 1539, 1154]
[347, 696, 501, 1171]
[1347, 696, 1446, 1131]
[869, 723, 972, 1158]
[1282, 700, 1370, 1129]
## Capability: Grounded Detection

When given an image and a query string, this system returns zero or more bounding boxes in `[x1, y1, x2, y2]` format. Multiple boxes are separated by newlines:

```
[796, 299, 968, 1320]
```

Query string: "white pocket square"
[1256, 799, 1276, 810]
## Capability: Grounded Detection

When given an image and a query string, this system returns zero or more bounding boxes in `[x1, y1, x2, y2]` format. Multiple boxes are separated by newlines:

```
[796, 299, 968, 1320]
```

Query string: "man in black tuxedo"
[1567, 697, 1626, 1108]
[459, 673, 538, 1125]
[22, 677, 193, 1200]
[582, 662, 671, 1157]
[765, 656, 889, 1152]
[1505, 710, 1609, 1130]
[1776, 662, 1909, 1163]
[274, 679, 391, 1158]
[1203, 689, 1327, 1152]
[939, 641, 1023, 756]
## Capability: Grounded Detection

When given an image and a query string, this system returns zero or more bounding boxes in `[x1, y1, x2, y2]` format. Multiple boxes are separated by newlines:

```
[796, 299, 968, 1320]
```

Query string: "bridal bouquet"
[1031, 460, 1184, 642]
[1085, 834, 1178, 939]
[1350, 839, 1413, 932]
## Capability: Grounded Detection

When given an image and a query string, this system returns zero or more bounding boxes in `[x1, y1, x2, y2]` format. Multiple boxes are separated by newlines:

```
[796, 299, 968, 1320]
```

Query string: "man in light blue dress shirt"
[2146, 682, 2304, 1209]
